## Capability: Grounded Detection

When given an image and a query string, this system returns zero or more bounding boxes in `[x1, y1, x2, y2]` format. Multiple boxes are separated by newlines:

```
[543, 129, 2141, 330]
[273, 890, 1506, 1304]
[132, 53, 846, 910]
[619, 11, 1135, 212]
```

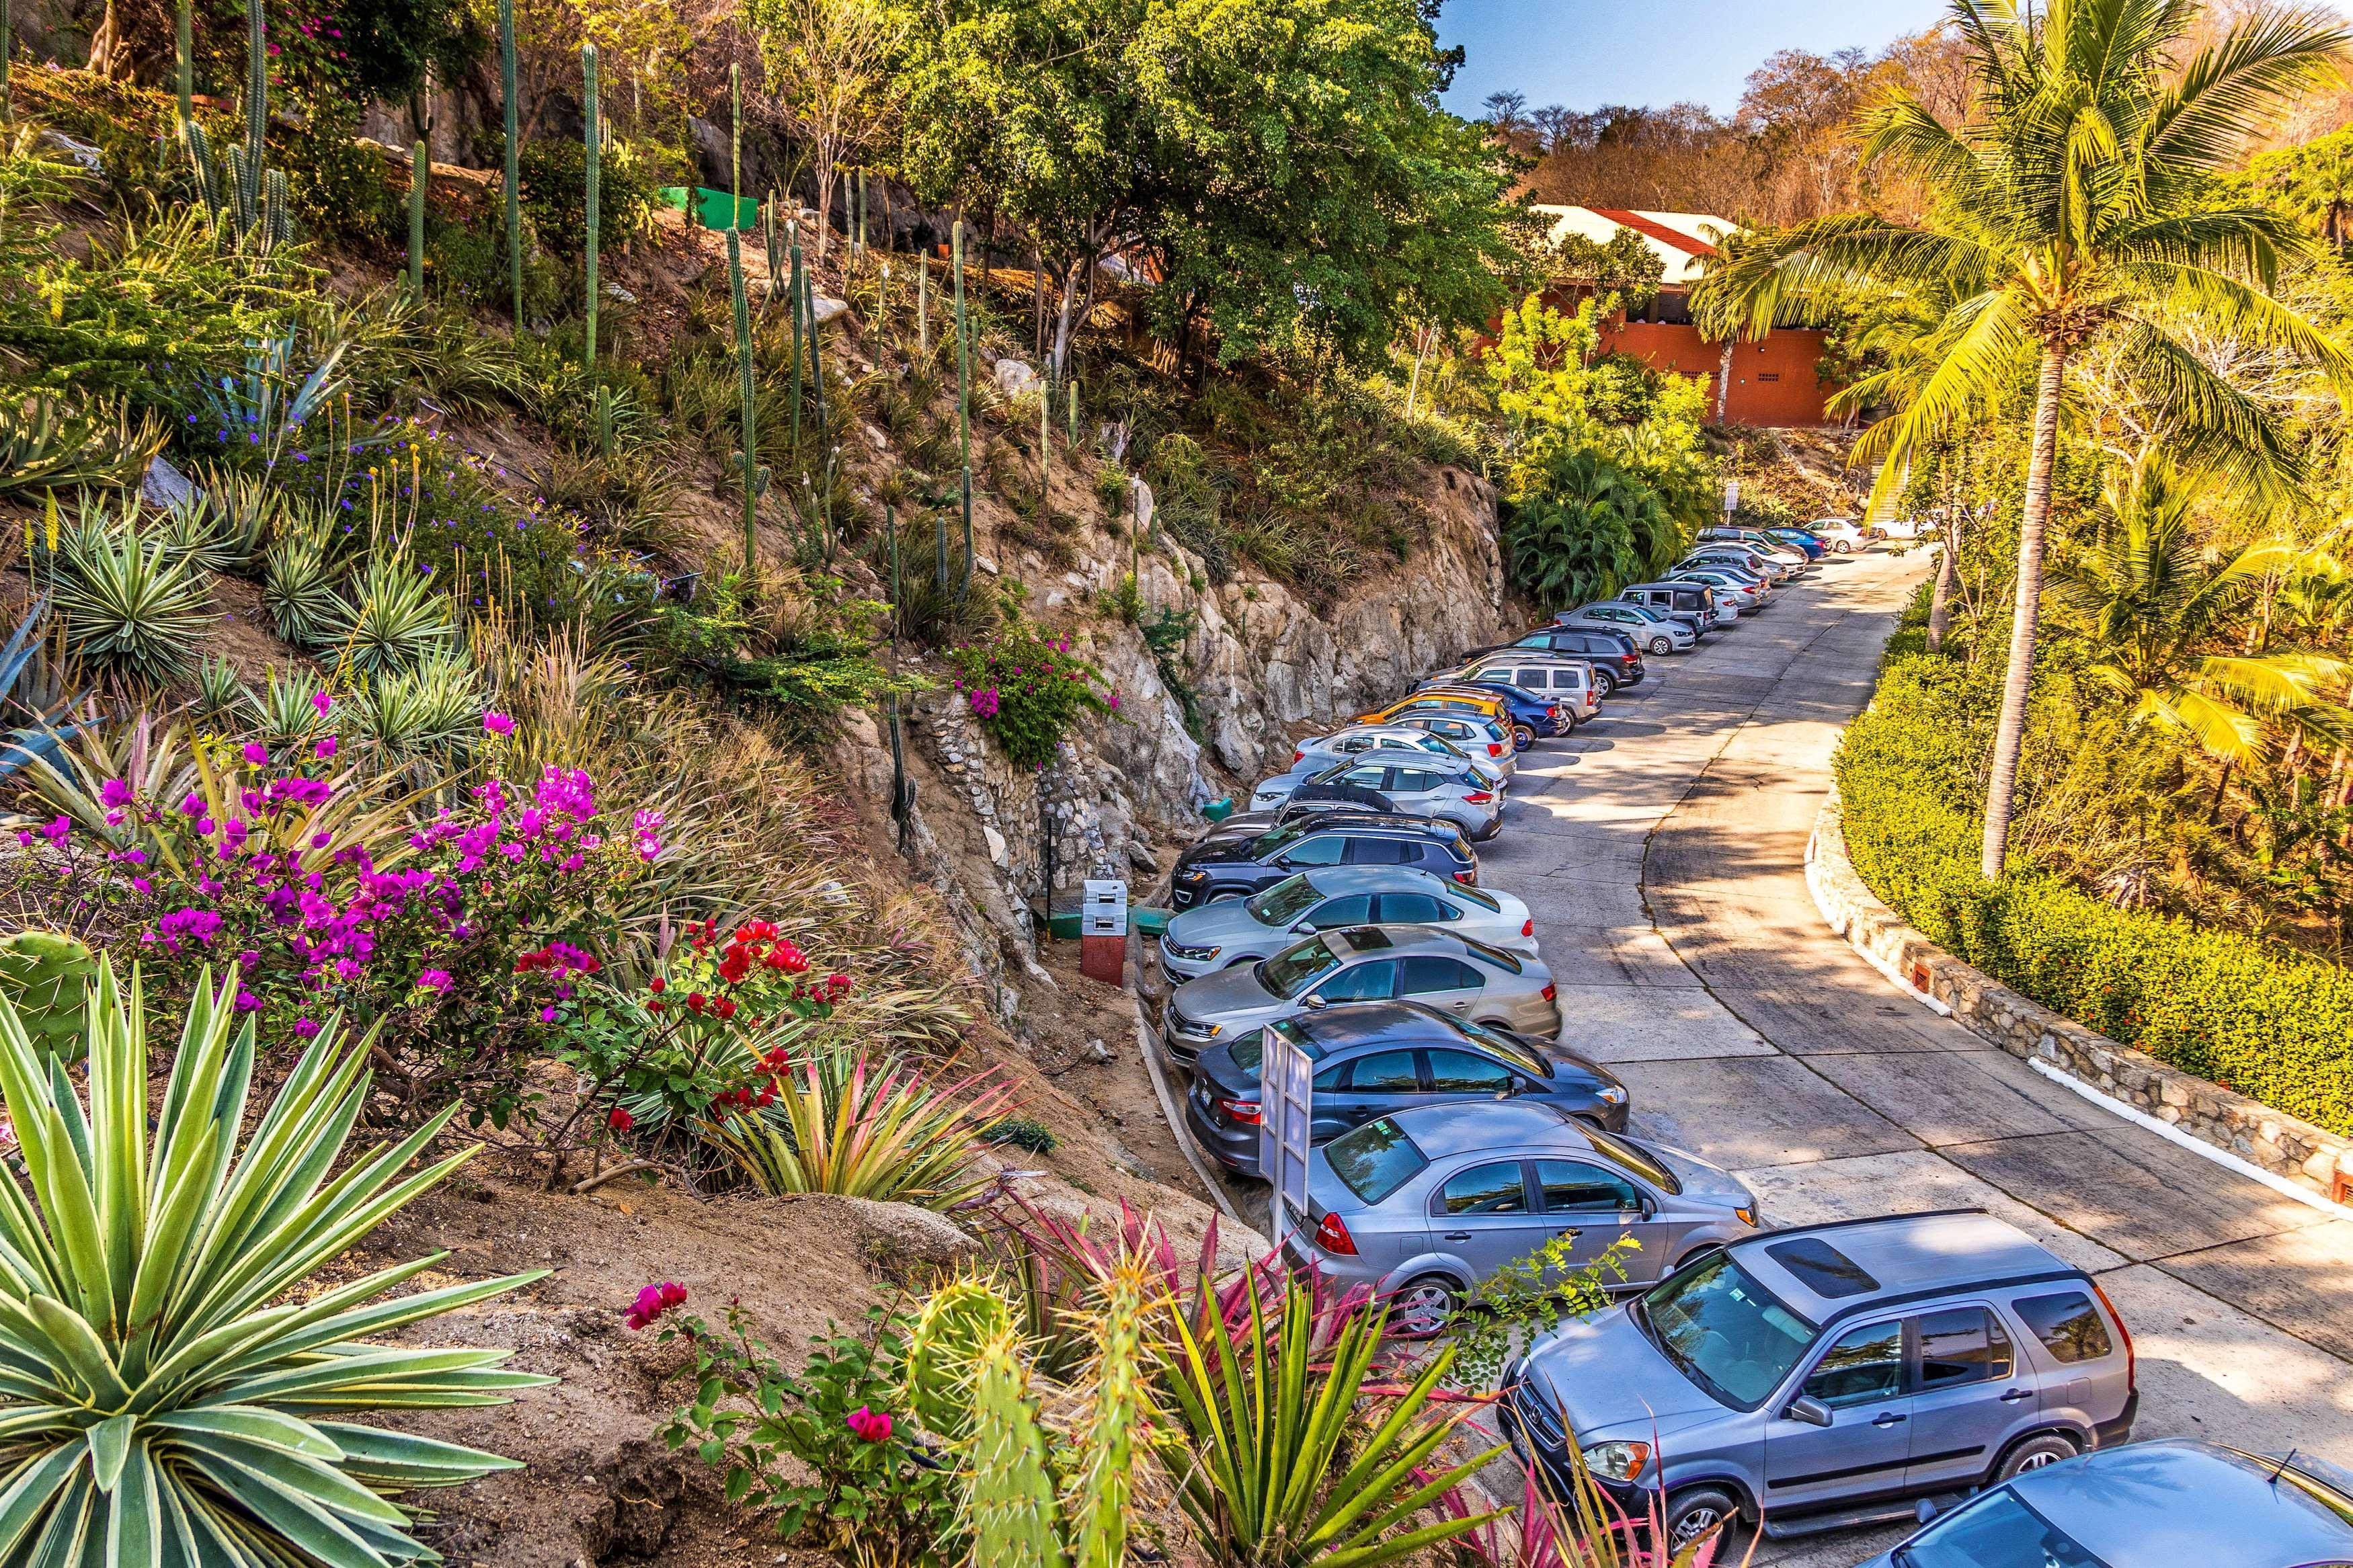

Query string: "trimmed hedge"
[1836, 651, 2353, 1138]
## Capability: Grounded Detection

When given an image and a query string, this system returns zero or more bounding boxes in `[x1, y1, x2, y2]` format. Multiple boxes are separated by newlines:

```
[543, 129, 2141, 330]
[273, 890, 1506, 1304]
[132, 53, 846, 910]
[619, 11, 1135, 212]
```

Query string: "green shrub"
[283, 109, 398, 249]
[519, 134, 657, 260]
[1837, 652, 2353, 1136]
[951, 626, 1117, 768]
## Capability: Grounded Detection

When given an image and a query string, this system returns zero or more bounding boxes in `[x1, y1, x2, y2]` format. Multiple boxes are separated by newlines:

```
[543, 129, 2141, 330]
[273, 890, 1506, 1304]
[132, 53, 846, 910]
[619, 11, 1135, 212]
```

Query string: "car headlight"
[1165, 941, 1221, 962]
[1172, 1014, 1221, 1040]
[1595, 1083, 1628, 1106]
[1579, 1440, 1651, 1483]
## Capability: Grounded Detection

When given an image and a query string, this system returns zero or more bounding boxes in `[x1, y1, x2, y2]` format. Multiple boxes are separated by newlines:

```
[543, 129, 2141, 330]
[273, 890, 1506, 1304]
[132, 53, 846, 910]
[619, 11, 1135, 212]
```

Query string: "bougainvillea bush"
[949, 626, 1119, 768]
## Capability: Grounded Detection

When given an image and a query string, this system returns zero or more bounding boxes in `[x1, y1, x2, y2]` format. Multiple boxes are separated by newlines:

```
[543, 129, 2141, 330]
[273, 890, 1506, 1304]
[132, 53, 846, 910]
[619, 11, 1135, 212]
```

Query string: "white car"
[1805, 517, 1871, 554]
[1154, 866, 1538, 983]
[1872, 515, 1940, 541]
[1290, 724, 1511, 789]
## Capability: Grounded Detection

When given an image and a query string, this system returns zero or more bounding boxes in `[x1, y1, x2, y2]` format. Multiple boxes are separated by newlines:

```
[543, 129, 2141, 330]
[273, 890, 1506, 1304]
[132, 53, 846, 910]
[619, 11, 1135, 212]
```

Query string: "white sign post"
[1722, 478, 1739, 518]
[1258, 1024, 1314, 1251]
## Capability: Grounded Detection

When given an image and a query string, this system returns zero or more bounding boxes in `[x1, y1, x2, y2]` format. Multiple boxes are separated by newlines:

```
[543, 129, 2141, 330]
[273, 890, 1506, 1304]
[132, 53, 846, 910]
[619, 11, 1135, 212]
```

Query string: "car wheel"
[1388, 1274, 1464, 1338]
[1648, 635, 1673, 655]
[1993, 1432, 2079, 1482]
[1593, 671, 1618, 698]
[1663, 1486, 1747, 1557]
[1833, 540, 1851, 553]
[1511, 723, 1536, 750]
[1206, 889, 1243, 904]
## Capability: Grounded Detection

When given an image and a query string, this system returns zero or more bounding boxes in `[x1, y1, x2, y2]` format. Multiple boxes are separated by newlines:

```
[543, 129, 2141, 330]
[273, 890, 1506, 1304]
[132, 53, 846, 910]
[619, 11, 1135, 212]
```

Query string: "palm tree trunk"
[1927, 539, 1957, 653]
[1979, 340, 2067, 880]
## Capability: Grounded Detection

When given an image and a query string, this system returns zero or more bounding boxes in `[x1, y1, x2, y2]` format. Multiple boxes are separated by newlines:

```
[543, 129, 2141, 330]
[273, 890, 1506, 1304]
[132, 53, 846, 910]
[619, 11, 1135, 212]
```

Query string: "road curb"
[1805, 786, 2353, 1205]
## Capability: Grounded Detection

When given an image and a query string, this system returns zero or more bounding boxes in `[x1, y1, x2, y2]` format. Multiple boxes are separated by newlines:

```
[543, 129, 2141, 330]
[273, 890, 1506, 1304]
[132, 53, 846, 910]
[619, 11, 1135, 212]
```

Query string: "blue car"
[1765, 527, 1827, 560]
[1410, 680, 1568, 746]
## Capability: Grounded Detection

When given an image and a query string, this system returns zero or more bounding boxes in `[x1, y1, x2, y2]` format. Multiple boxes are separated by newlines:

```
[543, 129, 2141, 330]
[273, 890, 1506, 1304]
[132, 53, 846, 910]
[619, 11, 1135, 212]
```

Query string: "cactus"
[729, 63, 742, 216]
[762, 192, 780, 303]
[954, 218, 973, 599]
[787, 229, 803, 455]
[803, 256, 829, 443]
[967, 1331, 1064, 1568]
[186, 120, 227, 228]
[408, 140, 427, 298]
[174, 0, 192, 132]
[582, 42, 600, 370]
[917, 251, 929, 356]
[935, 512, 948, 592]
[3, 0, 11, 118]
[595, 385, 616, 456]
[727, 229, 759, 575]
[1069, 376, 1080, 446]
[0, 930, 97, 1063]
[1063, 1262, 1150, 1568]
[1039, 377, 1051, 533]
[241, 0, 264, 225]
[497, 0, 522, 325]
[264, 165, 289, 249]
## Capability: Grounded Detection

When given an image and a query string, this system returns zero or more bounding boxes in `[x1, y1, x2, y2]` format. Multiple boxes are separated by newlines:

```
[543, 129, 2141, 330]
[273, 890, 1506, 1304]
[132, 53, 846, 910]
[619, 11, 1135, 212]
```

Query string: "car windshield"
[1326, 1118, 1429, 1205]
[1584, 1128, 1679, 1192]
[1895, 1488, 2110, 1568]
[1638, 1252, 1817, 1411]
[1246, 874, 1324, 927]
[1257, 936, 1343, 999]
[1452, 1016, 1552, 1077]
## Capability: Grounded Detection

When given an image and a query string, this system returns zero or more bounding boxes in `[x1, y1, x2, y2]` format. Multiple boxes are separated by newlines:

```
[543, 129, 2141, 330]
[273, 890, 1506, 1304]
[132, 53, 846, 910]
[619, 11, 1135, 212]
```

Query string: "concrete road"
[1478, 549, 2353, 1565]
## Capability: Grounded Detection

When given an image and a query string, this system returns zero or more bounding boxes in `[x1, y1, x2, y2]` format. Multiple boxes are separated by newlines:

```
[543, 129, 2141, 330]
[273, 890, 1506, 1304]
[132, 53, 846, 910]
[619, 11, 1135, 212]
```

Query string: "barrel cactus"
[0, 930, 96, 1063]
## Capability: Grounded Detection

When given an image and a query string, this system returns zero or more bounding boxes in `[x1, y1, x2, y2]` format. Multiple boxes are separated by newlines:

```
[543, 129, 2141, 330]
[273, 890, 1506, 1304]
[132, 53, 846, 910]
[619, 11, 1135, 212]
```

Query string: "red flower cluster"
[713, 920, 808, 985]
[624, 1280, 686, 1330]
[606, 1106, 633, 1131]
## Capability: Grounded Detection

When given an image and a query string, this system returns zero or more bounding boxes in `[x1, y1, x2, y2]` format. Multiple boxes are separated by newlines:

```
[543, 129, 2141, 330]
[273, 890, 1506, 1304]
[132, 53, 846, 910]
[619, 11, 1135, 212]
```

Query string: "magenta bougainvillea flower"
[624, 1281, 687, 1330]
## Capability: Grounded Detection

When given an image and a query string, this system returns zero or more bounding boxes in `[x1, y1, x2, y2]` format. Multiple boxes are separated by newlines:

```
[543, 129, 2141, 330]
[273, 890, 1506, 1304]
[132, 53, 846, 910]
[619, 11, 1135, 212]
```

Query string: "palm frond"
[2144, 5, 2352, 169]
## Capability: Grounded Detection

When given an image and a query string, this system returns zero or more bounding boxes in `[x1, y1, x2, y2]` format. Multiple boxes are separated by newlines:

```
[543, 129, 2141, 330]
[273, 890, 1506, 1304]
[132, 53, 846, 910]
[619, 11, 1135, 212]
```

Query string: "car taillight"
[1488, 742, 1503, 757]
[1546, 705, 1560, 720]
[1315, 1210, 1357, 1256]
[1540, 982, 1557, 1002]
[1217, 1097, 1262, 1126]
[2089, 1279, 2135, 1391]
[1620, 654, 1637, 667]
[1453, 869, 1476, 884]
[1291, 749, 1304, 764]
[1521, 917, 1535, 937]
[1464, 791, 1493, 804]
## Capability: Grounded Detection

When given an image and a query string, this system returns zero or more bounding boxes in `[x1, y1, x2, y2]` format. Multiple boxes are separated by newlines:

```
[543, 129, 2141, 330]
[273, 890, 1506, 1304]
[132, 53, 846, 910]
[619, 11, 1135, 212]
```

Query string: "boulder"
[994, 358, 1042, 399]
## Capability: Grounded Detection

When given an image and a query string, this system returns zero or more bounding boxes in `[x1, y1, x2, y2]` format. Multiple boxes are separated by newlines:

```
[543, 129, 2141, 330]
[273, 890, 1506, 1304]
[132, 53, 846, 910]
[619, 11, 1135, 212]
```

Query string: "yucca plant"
[325, 552, 456, 677]
[50, 521, 217, 690]
[260, 534, 348, 649]
[244, 666, 333, 750]
[0, 962, 552, 1563]
[347, 651, 483, 757]
[713, 1048, 1014, 1208]
[191, 654, 245, 725]
[155, 498, 267, 579]
[0, 395, 168, 499]
[1161, 1272, 1502, 1568]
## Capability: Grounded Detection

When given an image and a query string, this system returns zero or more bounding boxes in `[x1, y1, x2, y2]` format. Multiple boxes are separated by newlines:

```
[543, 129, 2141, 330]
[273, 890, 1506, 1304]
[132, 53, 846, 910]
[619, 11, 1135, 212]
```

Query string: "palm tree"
[2052, 450, 2348, 769]
[1698, 0, 2352, 878]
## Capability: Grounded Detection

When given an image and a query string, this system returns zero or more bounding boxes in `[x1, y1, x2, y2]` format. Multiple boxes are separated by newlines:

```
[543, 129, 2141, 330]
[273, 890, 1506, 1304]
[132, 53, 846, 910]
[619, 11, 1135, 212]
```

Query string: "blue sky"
[1435, 0, 1950, 116]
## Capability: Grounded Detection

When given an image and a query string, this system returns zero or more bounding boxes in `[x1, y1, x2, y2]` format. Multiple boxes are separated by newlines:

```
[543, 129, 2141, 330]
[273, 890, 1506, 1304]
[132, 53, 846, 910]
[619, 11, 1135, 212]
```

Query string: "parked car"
[1292, 1103, 1761, 1335]
[1384, 710, 1521, 766]
[1251, 751, 1503, 840]
[1806, 518, 1870, 554]
[1402, 681, 1566, 749]
[1698, 528, 1812, 573]
[1671, 567, 1768, 614]
[1167, 813, 1476, 912]
[1502, 1208, 2139, 1555]
[1290, 724, 1512, 788]
[1160, 924, 1559, 1065]
[1554, 602, 1698, 656]
[1860, 1440, 2353, 1568]
[1185, 1003, 1628, 1178]
[1450, 657, 1601, 727]
[1872, 515, 1938, 541]
[1680, 546, 1790, 585]
[1156, 866, 1536, 983]
[1618, 581, 1720, 635]
[1502, 628, 1646, 694]
[1761, 528, 1826, 561]
[1355, 691, 1520, 745]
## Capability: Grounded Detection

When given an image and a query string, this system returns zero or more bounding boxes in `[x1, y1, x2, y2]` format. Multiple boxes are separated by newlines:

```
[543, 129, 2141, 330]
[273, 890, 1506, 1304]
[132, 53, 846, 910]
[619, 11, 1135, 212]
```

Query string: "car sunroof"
[1766, 1238, 1880, 1298]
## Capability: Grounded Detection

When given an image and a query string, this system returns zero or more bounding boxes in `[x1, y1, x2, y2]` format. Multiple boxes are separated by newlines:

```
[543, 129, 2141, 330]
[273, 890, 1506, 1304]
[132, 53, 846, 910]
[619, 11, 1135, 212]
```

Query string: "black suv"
[1502, 627, 1645, 692]
[1185, 1002, 1629, 1176]
[1168, 812, 1476, 911]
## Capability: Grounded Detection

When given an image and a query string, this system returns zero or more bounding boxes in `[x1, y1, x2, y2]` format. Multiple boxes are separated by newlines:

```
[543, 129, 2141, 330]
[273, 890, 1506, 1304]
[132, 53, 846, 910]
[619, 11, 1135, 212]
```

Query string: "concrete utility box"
[1080, 879, 1128, 986]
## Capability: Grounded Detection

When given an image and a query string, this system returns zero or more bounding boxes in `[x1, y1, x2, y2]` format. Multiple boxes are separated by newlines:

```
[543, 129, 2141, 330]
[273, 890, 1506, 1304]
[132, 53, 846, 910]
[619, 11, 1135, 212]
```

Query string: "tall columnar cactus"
[408, 139, 427, 297]
[498, 0, 522, 325]
[727, 229, 763, 576]
[954, 218, 973, 597]
[582, 42, 600, 370]
[262, 165, 290, 249]
[729, 63, 742, 216]
[762, 192, 780, 302]
[240, 0, 266, 225]
[186, 120, 227, 228]
[787, 229, 804, 454]
[2, 0, 11, 118]
[174, 0, 192, 132]
[917, 251, 929, 356]
[801, 253, 828, 443]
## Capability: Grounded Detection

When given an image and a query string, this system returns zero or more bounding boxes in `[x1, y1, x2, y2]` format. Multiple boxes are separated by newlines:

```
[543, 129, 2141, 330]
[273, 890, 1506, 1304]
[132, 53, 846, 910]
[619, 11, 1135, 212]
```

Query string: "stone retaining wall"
[1806, 788, 2353, 1199]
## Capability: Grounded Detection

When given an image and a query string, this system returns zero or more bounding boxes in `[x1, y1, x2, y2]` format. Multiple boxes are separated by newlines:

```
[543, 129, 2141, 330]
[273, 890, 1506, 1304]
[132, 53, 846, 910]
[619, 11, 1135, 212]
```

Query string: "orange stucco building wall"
[1601, 321, 1832, 427]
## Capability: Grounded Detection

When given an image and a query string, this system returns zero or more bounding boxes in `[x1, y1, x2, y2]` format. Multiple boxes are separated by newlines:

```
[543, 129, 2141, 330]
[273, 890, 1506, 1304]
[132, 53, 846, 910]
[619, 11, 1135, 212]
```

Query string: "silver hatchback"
[1505, 1209, 2139, 1556]
[1156, 867, 1536, 983]
[1161, 923, 1560, 1061]
[1293, 1102, 1761, 1335]
[1556, 602, 1697, 656]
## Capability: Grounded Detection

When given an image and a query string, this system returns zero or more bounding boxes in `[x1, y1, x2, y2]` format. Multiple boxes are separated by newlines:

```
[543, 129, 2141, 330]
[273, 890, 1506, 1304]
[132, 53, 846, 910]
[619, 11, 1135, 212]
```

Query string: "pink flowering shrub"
[949, 628, 1118, 768]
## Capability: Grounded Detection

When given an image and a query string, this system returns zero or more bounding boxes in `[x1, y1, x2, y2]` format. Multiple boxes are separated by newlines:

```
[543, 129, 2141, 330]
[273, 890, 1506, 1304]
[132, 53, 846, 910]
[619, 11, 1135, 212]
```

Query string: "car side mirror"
[1302, 994, 1328, 1010]
[1915, 1498, 1941, 1525]
[1784, 1396, 1833, 1429]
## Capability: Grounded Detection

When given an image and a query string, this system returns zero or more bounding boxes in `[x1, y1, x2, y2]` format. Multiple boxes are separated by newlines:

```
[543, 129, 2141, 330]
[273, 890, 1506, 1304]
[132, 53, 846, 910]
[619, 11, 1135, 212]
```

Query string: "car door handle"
[1871, 1413, 1907, 1428]
[1999, 1389, 2033, 1403]
[1442, 1231, 1472, 1241]
[1555, 1229, 1581, 1241]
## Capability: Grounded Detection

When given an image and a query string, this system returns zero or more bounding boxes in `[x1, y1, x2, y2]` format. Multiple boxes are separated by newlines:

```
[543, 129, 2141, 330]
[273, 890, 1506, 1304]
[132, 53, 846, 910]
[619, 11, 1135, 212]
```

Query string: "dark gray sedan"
[1183, 1001, 1628, 1178]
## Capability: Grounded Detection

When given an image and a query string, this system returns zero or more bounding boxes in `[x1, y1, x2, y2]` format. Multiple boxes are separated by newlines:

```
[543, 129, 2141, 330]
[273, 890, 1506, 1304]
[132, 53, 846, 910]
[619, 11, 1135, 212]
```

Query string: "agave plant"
[0, 393, 169, 499]
[244, 666, 334, 750]
[713, 1048, 1015, 1208]
[260, 534, 349, 649]
[325, 552, 456, 677]
[1161, 1271, 1502, 1568]
[163, 465, 281, 576]
[347, 651, 483, 757]
[190, 655, 246, 726]
[0, 962, 551, 1562]
[0, 597, 90, 780]
[49, 518, 217, 689]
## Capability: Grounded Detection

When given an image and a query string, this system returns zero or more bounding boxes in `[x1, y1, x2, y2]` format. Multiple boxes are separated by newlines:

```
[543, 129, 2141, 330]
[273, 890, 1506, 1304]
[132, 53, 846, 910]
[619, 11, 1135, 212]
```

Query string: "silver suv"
[1503, 1210, 2138, 1555]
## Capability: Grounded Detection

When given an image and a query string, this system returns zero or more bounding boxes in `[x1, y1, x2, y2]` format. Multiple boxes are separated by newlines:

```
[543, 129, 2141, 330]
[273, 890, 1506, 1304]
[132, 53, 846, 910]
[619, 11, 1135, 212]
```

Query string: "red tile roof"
[1589, 208, 1718, 258]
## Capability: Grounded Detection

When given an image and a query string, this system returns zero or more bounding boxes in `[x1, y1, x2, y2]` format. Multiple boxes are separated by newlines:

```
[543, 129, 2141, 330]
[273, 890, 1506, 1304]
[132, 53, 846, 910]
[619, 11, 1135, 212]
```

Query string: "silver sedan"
[1249, 750, 1503, 839]
[1160, 923, 1560, 1063]
[1155, 866, 1538, 983]
[1291, 724, 1512, 788]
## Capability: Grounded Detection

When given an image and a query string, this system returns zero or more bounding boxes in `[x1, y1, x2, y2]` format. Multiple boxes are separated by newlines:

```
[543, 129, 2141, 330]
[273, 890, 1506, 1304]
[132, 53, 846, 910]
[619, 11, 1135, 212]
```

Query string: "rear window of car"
[1451, 882, 1501, 911]
[1455, 934, 1523, 974]
[1583, 1127, 1680, 1193]
[1765, 1238, 1881, 1298]
[1327, 1118, 1429, 1206]
[2013, 1290, 2113, 1363]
